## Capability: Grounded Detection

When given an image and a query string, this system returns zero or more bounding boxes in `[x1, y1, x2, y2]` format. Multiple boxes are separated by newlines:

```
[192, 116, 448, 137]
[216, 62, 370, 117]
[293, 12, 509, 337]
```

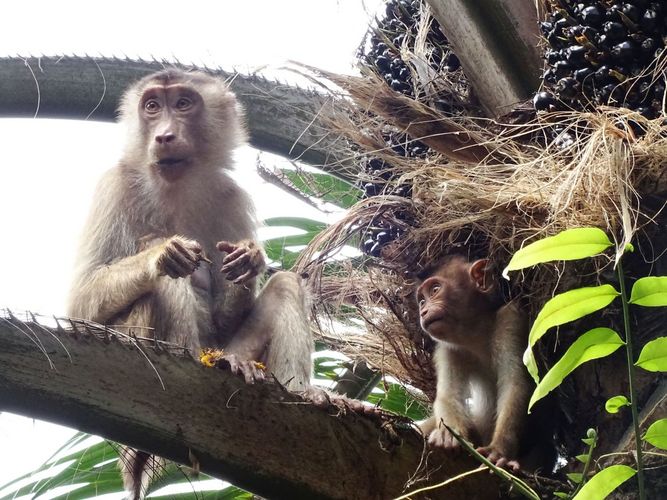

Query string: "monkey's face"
[139, 83, 205, 182]
[120, 70, 246, 176]
[416, 257, 493, 342]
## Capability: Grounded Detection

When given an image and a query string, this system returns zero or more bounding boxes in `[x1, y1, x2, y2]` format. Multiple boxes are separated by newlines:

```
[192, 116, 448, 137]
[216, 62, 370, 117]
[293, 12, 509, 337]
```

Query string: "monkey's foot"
[200, 350, 266, 384]
[301, 386, 385, 417]
[217, 239, 265, 284]
[222, 354, 266, 384]
[476, 445, 520, 472]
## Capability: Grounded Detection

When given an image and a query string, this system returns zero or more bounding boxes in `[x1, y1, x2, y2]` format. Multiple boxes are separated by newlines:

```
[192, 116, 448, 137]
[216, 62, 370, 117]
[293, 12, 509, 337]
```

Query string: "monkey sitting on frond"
[67, 68, 323, 499]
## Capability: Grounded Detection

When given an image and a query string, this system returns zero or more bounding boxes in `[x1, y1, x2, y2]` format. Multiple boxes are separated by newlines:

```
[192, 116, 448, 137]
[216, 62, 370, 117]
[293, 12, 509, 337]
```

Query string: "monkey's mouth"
[421, 312, 446, 331]
[155, 158, 190, 180]
[157, 158, 187, 168]
[422, 318, 437, 331]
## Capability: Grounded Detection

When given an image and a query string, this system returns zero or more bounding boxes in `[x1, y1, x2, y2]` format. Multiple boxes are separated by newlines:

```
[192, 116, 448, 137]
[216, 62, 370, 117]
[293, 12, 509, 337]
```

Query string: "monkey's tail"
[119, 447, 166, 500]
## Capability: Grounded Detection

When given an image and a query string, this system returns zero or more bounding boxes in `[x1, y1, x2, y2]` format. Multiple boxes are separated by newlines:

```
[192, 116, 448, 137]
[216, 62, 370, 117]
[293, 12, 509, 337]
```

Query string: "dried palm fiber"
[295, 65, 667, 398]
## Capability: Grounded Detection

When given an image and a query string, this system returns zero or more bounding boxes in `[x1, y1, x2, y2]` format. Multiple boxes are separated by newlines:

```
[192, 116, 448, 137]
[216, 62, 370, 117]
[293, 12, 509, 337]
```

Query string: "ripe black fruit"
[581, 5, 604, 26]
[533, 91, 557, 111]
[538, 0, 666, 114]
[611, 40, 636, 63]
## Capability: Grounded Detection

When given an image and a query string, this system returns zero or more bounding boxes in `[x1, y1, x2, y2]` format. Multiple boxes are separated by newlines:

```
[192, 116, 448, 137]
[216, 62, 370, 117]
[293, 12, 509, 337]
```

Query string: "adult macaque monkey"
[67, 69, 312, 499]
[416, 255, 555, 472]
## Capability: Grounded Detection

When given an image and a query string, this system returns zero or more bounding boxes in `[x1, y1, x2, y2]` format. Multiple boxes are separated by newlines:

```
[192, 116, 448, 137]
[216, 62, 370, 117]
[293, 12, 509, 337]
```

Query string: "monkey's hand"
[219, 353, 266, 384]
[302, 387, 385, 417]
[216, 239, 266, 284]
[476, 444, 521, 472]
[152, 236, 204, 279]
[427, 426, 464, 454]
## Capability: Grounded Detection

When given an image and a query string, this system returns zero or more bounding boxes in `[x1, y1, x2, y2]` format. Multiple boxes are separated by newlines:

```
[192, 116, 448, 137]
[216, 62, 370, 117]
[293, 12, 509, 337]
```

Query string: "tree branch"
[425, 0, 541, 117]
[0, 313, 503, 499]
[0, 56, 349, 175]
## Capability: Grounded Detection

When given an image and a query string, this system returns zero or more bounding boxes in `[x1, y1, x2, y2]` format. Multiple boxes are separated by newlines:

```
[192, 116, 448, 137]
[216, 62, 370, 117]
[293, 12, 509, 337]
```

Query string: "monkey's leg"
[225, 271, 312, 391]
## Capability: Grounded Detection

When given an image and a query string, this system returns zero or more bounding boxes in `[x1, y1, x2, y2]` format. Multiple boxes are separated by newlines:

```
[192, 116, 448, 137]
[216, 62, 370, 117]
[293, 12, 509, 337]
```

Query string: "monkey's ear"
[470, 259, 492, 291]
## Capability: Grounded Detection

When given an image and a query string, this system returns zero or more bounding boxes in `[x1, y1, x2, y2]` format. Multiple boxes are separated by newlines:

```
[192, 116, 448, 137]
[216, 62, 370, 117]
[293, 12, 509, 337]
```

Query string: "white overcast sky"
[0, 0, 382, 495]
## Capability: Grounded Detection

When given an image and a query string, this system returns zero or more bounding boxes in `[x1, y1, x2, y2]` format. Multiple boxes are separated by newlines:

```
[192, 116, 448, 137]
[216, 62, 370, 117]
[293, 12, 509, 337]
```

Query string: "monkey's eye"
[176, 97, 193, 110]
[419, 299, 425, 309]
[431, 284, 441, 294]
[144, 99, 161, 113]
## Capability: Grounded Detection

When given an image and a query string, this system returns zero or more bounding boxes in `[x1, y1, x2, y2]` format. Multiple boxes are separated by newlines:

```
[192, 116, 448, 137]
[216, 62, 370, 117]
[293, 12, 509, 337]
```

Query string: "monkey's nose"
[155, 132, 176, 144]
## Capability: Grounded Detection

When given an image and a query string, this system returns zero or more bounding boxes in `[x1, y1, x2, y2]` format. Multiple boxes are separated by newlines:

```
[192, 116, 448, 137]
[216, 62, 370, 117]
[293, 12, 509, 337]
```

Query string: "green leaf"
[503, 228, 613, 278]
[581, 438, 595, 446]
[576, 454, 590, 464]
[282, 170, 361, 209]
[528, 328, 624, 410]
[263, 217, 327, 233]
[264, 233, 318, 248]
[605, 395, 630, 414]
[313, 355, 346, 381]
[366, 383, 430, 421]
[524, 285, 620, 382]
[263, 241, 301, 270]
[635, 337, 667, 372]
[554, 492, 569, 499]
[572, 465, 636, 500]
[643, 418, 667, 450]
[629, 276, 667, 307]
[567, 472, 584, 484]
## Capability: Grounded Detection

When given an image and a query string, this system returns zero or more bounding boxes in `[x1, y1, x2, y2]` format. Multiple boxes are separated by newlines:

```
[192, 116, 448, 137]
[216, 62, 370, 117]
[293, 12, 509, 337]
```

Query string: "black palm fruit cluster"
[360, 131, 426, 257]
[363, 0, 462, 104]
[535, 0, 666, 118]
[359, 0, 464, 257]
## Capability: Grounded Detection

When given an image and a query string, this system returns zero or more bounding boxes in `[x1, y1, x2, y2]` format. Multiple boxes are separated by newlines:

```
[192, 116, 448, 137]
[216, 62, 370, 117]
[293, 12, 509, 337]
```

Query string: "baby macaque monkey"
[416, 255, 554, 472]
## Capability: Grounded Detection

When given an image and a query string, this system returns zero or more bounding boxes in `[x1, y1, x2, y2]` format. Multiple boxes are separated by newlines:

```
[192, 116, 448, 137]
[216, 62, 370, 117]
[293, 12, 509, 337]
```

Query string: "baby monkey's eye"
[419, 299, 425, 308]
[431, 284, 441, 294]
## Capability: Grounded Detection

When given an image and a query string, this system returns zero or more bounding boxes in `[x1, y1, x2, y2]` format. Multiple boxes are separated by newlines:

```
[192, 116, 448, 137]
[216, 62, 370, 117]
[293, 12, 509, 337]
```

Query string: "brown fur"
[67, 69, 312, 499]
[416, 255, 555, 472]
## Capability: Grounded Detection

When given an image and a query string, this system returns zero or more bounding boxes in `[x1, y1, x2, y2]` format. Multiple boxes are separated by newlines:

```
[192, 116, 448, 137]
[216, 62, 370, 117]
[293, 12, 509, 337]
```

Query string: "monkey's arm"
[68, 237, 203, 324]
[478, 304, 531, 469]
[428, 344, 477, 450]
[211, 239, 264, 343]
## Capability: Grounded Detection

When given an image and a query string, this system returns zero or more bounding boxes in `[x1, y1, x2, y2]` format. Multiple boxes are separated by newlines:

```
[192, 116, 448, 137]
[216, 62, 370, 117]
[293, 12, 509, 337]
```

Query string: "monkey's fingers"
[220, 354, 265, 384]
[172, 239, 202, 261]
[476, 446, 519, 472]
[231, 269, 257, 285]
[163, 246, 199, 277]
[159, 254, 193, 278]
[221, 247, 247, 264]
[429, 428, 461, 454]
[494, 457, 509, 469]
[235, 360, 265, 384]
[225, 355, 241, 375]
[220, 253, 250, 274]
[506, 459, 521, 472]
[216, 241, 237, 254]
